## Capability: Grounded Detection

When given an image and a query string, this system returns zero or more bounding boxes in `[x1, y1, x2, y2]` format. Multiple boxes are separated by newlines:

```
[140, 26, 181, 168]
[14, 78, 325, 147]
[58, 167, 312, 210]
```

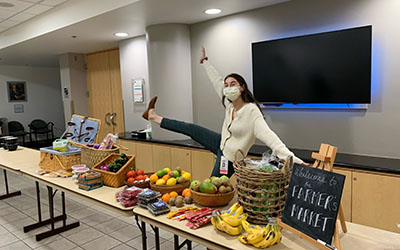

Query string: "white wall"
[0, 65, 65, 136]
[59, 53, 88, 125]
[119, 36, 151, 132]
[190, 0, 400, 158]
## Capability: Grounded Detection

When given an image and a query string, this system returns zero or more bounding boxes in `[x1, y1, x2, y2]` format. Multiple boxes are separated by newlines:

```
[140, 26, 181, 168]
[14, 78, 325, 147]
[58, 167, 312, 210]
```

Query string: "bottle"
[146, 123, 152, 139]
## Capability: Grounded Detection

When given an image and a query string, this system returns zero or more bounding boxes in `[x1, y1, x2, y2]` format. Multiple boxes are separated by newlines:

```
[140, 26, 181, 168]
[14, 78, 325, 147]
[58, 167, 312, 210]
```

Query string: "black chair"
[8, 121, 30, 146]
[29, 119, 54, 144]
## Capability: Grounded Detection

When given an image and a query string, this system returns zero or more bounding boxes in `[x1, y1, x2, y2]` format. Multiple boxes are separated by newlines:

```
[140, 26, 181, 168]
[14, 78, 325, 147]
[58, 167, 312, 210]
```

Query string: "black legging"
[160, 118, 235, 177]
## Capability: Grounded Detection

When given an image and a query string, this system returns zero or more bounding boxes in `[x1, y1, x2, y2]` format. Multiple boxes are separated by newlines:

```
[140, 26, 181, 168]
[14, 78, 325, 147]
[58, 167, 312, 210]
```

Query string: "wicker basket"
[70, 141, 119, 169]
[233, 149, 293, 225]
[150, 181, 190, 195]
[93, 154, 135, 187]
[39, 147, 81, 171]
[191, 189, 235, 207]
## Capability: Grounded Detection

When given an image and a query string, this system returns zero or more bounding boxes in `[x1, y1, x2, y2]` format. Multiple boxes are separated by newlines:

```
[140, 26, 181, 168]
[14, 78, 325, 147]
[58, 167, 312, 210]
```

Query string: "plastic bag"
[98, 133, 118, 150]
[244, 150, 281, 171]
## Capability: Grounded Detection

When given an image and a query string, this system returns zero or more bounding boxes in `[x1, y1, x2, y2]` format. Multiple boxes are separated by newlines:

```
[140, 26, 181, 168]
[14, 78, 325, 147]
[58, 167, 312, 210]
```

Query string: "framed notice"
[132, 79, 144, 103]
[281, 164, 345, 244]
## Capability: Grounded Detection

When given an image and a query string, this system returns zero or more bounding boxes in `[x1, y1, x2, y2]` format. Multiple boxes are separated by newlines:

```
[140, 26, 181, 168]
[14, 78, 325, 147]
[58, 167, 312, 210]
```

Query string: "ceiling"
[0, 0, 289, 67]
[0, 0, 70, 32]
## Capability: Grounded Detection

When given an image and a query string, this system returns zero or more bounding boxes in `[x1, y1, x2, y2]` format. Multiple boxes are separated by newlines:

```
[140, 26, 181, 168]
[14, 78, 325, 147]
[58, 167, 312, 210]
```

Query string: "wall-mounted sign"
[132, 79, 144, 103]
[14, 104, 24, 113]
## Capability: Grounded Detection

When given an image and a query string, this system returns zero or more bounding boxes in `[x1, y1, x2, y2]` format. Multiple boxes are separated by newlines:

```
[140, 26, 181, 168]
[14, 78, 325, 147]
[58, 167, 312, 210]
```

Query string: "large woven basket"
[93, 154, 135, 187]
[39, 147, 81, 171]
[233, 150, 293, 224]
[191, 189, 235, 207]
[70, 141, 119, 169]
[150, 181, 190, 195]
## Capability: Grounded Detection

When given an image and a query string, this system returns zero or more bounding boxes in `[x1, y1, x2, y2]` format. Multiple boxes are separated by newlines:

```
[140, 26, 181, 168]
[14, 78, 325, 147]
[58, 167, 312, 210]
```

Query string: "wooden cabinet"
[171, 147, 191, 173]
[352, 171, 400, 233]
[86, 49, 124, 141]
[117, 139, 136, 156]
[191, 149, 215, 182]
[135, 142, 153, 173]
[153, 144, 171, 171]
[333, 167, 352, 222]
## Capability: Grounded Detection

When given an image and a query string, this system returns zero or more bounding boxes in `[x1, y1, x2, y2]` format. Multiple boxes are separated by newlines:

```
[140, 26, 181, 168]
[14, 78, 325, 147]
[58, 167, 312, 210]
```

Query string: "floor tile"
[69, 207, 101, 220]
[125, 233, 167, 250]
[22, 234, 61, 249]
[0, 226, 8, 235]
[35, 237, 77, 250]
[0, 240, 32, 250]
[193, 245, 208, 250]
[0, 211, 29, 224]
[96, 218, 129, 235]
[0, 206, 20, 216]
[111, 243, 138, 250]
[109, 225, 142, 243]
[1, 217, 36, 233]
[80, 213, 114, 227]
[158, 228, 174, 240]
[80, 235, 121, 250]
[0, 232, 19, 248]
[60, 223, 90, 237]
[67, 227, 104, 246]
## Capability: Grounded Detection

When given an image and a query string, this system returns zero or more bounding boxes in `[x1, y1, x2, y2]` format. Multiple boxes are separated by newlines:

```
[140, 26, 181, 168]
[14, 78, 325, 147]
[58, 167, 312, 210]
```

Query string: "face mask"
[223, 86, 241, 101]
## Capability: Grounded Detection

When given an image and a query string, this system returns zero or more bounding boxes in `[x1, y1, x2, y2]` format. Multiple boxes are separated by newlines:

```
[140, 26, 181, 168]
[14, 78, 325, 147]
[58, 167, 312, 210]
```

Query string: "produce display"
[150, 167, 191, 186]
[190, 175, 233, 194]
[115, 186, 144, 207]
[99, 153, 128, 173]
[77, 171, 103, 191]
[125, 168, 149, 184]
[238, 218, 282, 248]
[138, 189, 162, 208]
[161, 189, 193, 207]
[211, 203, 246, 236]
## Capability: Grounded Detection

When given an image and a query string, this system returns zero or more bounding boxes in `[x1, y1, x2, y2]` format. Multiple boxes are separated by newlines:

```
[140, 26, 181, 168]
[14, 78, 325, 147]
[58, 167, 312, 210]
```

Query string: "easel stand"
[277, 144, 347, 250]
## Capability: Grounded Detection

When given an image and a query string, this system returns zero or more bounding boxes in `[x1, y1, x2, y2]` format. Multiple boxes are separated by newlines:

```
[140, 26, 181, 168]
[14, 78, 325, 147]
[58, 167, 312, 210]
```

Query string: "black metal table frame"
[0, 169, 22, 200]
[135, 215, 192, 250]
[23, 181, 80, 241]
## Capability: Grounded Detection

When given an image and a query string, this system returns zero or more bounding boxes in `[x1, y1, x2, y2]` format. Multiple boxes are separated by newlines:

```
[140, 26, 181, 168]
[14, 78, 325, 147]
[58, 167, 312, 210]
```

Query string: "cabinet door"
[135, 142, 153, 173]
[333, 168, 352, 222]
[86, 52, 113, 141]
[108, 50, 125, 134]
[191, 149, 215, 182]
[352, 171, 400, 233]
[171, 147, 191, 173]
[117, 139, 136, 156]
[152, 144, 171, 171]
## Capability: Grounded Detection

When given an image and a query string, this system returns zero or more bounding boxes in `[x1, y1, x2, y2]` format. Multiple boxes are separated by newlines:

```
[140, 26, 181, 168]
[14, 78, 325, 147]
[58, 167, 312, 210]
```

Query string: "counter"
[119, 132, 400, 175]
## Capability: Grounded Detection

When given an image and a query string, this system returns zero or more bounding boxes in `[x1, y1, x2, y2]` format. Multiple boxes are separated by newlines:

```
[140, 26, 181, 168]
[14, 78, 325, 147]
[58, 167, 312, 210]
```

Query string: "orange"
[149, 174, 158, 183]
[169, 191, 178, 198]
[182, 188, 191, 197]
[162, 175, 169, 182]
[162, 193, 170, 203]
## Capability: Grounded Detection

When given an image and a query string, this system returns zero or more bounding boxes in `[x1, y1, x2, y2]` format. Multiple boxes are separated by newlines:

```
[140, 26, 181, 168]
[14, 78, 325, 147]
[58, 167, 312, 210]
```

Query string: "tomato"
[143, 175, 149, 179]
[136, 169, 144, 176]
[136, 175, 145, 181]
[127, 177, 135, 183]
[126, 169, 136, 178]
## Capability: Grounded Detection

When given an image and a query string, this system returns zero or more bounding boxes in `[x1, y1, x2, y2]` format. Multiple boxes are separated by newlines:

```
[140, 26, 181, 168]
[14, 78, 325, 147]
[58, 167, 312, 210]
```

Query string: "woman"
[143, 47, 303, 177]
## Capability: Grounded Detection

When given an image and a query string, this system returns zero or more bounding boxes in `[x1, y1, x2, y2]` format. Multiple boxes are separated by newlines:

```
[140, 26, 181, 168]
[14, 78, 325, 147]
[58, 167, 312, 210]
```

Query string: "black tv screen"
[252, 26, 372, 104]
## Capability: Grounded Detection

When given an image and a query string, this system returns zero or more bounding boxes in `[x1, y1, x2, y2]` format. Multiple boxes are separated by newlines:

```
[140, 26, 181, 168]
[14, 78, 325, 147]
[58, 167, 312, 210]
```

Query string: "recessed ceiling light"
[114, 32, 128, 37]
[0, 2, 14, 7]
[205, 8, 221, 15]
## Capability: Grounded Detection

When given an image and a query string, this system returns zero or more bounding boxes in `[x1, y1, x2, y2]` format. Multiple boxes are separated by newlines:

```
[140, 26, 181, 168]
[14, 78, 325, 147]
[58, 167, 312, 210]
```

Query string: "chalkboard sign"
[282, 164, 345, 244]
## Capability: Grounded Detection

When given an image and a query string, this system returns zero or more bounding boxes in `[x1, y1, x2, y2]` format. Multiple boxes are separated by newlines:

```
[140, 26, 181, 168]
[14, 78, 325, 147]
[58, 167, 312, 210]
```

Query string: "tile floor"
[0, 170, 208, 250]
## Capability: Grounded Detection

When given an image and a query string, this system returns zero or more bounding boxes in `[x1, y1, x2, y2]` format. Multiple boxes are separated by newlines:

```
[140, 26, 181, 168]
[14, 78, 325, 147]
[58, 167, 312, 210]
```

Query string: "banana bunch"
[238, 219, 282, 248]
[211, 203, 247, 236]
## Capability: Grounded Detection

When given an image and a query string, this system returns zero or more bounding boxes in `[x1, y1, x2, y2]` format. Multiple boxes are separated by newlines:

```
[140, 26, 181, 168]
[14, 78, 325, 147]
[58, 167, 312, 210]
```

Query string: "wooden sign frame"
[277, 143, 347, 250]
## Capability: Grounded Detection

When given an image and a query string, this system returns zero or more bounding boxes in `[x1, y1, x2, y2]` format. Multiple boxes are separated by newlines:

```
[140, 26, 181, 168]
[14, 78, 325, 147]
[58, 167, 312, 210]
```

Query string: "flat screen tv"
[252, 26, 372, 104]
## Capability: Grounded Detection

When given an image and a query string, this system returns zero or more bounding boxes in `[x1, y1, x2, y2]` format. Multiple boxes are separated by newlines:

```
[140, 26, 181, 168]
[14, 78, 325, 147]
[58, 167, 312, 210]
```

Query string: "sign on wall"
[132, 79, 144, 103]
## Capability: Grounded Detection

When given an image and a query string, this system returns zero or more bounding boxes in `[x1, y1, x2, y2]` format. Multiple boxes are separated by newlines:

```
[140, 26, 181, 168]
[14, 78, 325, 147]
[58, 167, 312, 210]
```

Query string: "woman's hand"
[200, 46, 208, 64]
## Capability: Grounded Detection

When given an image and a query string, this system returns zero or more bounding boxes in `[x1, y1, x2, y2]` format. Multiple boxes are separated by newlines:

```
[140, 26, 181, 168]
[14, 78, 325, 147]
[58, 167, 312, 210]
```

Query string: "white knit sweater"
[202, 60, 303, 164]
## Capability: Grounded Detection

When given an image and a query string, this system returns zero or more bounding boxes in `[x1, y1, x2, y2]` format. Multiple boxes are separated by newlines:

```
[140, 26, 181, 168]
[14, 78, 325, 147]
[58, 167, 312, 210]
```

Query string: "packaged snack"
[147, 201, 170, 216]
[53, 139, 68, 152]
[137, 189, 161, 201]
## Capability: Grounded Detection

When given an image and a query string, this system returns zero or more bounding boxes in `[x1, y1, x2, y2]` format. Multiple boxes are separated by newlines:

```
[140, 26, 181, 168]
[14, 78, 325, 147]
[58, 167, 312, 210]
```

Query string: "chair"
[28, 119, 54, 144]
[8, 121, 30, 146]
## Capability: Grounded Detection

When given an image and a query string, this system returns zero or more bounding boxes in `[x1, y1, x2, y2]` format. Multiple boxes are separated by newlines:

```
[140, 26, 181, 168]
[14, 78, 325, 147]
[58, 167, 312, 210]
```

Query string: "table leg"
[135, 215, 147, 250]
[23, 184, 79, 241]
[174, 234, 192, 250]
[150, 225, 160, 250]
[0, 169, 21, 200]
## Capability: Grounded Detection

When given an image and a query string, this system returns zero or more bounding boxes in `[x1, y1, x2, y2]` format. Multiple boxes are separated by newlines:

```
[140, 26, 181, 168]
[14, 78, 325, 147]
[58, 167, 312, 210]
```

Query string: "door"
[86, 49, 125, 142]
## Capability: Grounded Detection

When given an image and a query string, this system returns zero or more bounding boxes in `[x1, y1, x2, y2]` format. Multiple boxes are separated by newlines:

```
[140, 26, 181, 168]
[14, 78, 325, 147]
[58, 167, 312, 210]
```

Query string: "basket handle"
[282, 155, 294, 174]
[234, 149, 246, 163]
[115, 144, 128, 150]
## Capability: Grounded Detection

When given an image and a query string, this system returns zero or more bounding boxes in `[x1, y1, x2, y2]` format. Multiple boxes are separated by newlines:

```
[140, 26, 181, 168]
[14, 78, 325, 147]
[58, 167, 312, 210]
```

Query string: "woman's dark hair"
[223, 73, 263, 114]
